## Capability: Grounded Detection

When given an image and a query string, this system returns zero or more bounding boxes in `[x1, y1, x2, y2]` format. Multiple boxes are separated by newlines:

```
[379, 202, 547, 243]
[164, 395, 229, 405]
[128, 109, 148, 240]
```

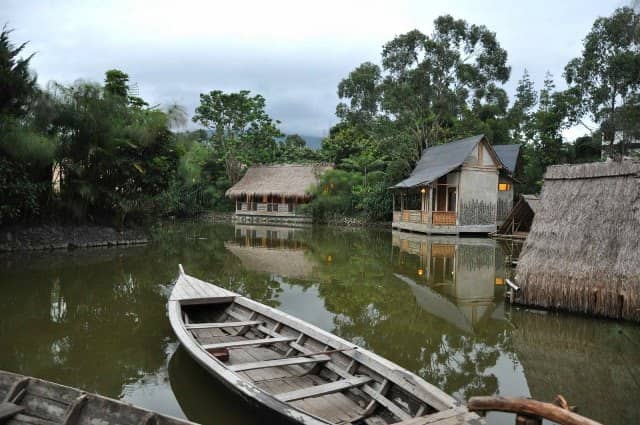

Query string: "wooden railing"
[432, 211, 456, 226]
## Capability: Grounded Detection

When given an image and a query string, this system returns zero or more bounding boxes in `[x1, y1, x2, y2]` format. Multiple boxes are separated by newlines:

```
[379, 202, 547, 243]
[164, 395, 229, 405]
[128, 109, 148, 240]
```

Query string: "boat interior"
[181, 300, 440, 425]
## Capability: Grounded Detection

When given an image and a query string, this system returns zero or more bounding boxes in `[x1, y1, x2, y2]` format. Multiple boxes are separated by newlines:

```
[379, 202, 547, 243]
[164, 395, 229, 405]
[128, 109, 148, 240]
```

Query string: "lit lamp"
[420, 187, 426, 193]
[326, 255, 333, 263]
[495, 277, 505, 286]
[417, 268, 424, 276]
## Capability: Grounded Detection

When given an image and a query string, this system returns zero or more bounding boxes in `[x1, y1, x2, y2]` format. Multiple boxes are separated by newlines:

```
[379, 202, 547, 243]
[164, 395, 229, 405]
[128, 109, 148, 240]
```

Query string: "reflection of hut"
[225, 225, 316, 280]
[510, 311, 640, 424]
[226, 164, 332, 223]
[494, 194, 539, 240]
[515, 160, 640, 321]
[392, 231, 501, 330]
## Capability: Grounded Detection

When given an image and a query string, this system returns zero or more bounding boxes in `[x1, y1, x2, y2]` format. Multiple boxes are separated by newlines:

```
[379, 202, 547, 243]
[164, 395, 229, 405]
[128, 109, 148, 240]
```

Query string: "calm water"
[1, 223, 638, 425]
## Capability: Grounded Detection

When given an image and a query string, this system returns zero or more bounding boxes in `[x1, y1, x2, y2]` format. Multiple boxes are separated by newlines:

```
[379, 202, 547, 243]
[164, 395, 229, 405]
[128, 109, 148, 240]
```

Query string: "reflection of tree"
[510, 310, 640, 425]
[0, 247, 172, 396]
[302, 228, 512, 402]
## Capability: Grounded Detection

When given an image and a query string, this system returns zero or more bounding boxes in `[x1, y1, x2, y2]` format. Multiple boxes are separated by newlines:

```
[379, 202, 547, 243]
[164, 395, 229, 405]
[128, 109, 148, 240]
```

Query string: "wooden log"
[467, 396, 602, 425]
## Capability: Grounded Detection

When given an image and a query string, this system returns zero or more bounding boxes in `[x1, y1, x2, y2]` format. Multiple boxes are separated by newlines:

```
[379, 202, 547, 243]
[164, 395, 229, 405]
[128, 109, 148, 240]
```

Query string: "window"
[498, 183, 512, 192]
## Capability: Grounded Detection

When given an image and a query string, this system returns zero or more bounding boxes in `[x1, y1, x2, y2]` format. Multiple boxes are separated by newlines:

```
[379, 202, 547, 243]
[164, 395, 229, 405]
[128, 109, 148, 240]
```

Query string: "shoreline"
[0, 224, 148, 252]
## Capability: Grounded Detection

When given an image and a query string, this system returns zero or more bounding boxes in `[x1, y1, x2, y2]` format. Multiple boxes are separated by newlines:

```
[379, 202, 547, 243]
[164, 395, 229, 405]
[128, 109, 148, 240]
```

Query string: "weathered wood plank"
[61, 394, 87, 425]
[0, 403, 24, 420]
[229, 355, 331, 372]
[185, 320, 263, 330]
[3, 378, 29, 403]
[276, 376, 371, 402]
[362, 385, 411, 421]
[235, 296, 456, 411]
[202, 336, 295, 350]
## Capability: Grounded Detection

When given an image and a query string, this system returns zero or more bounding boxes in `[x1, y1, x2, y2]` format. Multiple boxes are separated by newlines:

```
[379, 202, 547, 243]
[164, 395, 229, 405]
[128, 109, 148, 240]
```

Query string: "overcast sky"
[4, 0, 626, 138]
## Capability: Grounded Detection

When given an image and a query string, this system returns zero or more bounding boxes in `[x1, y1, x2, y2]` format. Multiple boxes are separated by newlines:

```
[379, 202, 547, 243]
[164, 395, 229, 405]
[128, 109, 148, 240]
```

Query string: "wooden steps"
[229, 355, 331, 372]
[276, 376, 372, 402]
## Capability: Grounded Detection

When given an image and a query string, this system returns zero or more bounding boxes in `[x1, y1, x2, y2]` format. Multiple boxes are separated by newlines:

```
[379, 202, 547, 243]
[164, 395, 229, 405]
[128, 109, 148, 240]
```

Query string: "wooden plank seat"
[202, 336, 296, 350]
[228, 355, 331, 372]
[0, 402, 24, 421]
[185, 320, 263, 330]
[276, 376, 372, 402]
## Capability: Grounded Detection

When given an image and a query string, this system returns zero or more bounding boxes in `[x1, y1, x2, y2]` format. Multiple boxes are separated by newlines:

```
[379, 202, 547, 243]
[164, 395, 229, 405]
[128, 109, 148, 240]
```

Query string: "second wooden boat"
[0, 370, 194, 425]
[168, 265, 482, 425]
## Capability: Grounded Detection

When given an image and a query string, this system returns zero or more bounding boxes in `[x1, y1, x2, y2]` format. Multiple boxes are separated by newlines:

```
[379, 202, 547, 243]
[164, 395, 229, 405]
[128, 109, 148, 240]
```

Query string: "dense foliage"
[1, 7, 639, 226]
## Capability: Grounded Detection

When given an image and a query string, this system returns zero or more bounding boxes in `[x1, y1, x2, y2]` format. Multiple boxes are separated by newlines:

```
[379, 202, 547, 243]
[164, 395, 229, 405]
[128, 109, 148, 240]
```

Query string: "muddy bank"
[0, 224, 148, 252]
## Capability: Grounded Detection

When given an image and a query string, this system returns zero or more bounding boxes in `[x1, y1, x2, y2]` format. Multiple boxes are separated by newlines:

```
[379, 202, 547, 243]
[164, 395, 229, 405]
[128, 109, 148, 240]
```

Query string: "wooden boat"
[169, 265, 483, 425]
[0, 370, 195, 425]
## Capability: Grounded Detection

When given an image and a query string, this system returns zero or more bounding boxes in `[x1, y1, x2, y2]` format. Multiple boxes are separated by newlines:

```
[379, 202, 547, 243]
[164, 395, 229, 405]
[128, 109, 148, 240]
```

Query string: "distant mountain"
[278, 134, 324, 150]
[300, 135, 323, 150]
[194, 130, 325, 150]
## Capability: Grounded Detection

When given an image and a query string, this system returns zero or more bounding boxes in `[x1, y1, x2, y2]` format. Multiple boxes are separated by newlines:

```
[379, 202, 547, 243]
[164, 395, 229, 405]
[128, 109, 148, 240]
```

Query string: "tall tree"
[336, 15, 510, 163]
[564, 6, 640, 156]
[0, 26, 37, 120]
[509, 69, 538, 144]
[192, 90, 282, 184]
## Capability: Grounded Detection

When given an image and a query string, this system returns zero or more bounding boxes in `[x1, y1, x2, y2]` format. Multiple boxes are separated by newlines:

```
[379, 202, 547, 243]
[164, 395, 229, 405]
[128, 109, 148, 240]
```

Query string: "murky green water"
[1, 223, 638, 425]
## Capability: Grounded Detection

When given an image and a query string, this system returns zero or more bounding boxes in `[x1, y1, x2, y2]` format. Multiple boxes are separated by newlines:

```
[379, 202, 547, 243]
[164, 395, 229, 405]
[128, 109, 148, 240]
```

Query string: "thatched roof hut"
[515, 160, 640, 321]
[226, 164, 332, 199]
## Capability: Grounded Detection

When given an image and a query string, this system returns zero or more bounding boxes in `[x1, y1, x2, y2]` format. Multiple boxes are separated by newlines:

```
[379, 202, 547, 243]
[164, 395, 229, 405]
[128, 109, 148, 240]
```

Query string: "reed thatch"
[226, 164, 333, 199]
[515, 160, 640, 321]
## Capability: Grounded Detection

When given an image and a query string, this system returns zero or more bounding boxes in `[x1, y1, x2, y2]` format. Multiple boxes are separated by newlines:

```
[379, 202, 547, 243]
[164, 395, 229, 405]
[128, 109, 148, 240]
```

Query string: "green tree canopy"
[192, 90, 282, 184]
[564, 6, 640, 155]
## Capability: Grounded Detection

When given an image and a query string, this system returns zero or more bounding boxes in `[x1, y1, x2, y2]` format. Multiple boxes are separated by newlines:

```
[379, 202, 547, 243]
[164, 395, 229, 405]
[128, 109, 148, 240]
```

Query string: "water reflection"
[0, 222, 637, 425]
[391, 232, 505, 332]
[226, 225, 317, 280]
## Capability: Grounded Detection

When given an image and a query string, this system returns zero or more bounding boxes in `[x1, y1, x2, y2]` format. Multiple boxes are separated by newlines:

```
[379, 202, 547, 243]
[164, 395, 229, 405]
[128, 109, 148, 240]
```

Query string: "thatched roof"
[392, 135, 507, 189]
[515, 160, 640, 321]
[226, 164, 333, 199]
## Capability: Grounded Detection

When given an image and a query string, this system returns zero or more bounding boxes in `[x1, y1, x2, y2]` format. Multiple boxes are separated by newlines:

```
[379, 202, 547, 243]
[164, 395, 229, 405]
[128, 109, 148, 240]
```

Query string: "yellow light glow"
[417, 268, 424, 276]
[326, 255, 333, 263]
[420, 188, 426, 193]
[495, 277, 505, 285]
[498, 183, 512, 192]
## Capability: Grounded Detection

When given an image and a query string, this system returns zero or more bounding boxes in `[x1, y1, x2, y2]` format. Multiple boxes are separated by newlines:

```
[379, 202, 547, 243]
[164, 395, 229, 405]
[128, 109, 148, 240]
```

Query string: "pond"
[0, 222, 638, 425]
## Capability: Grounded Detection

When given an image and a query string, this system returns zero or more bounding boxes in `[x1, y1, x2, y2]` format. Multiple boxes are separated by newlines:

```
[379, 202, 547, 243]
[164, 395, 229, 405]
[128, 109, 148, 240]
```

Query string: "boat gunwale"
[167, 280, 329, 425]
[169, 265, 461, 424]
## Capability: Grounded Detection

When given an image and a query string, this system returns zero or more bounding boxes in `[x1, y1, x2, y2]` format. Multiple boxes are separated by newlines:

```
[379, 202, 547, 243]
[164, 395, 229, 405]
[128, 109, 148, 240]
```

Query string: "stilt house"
[391, 135, 519, 235]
